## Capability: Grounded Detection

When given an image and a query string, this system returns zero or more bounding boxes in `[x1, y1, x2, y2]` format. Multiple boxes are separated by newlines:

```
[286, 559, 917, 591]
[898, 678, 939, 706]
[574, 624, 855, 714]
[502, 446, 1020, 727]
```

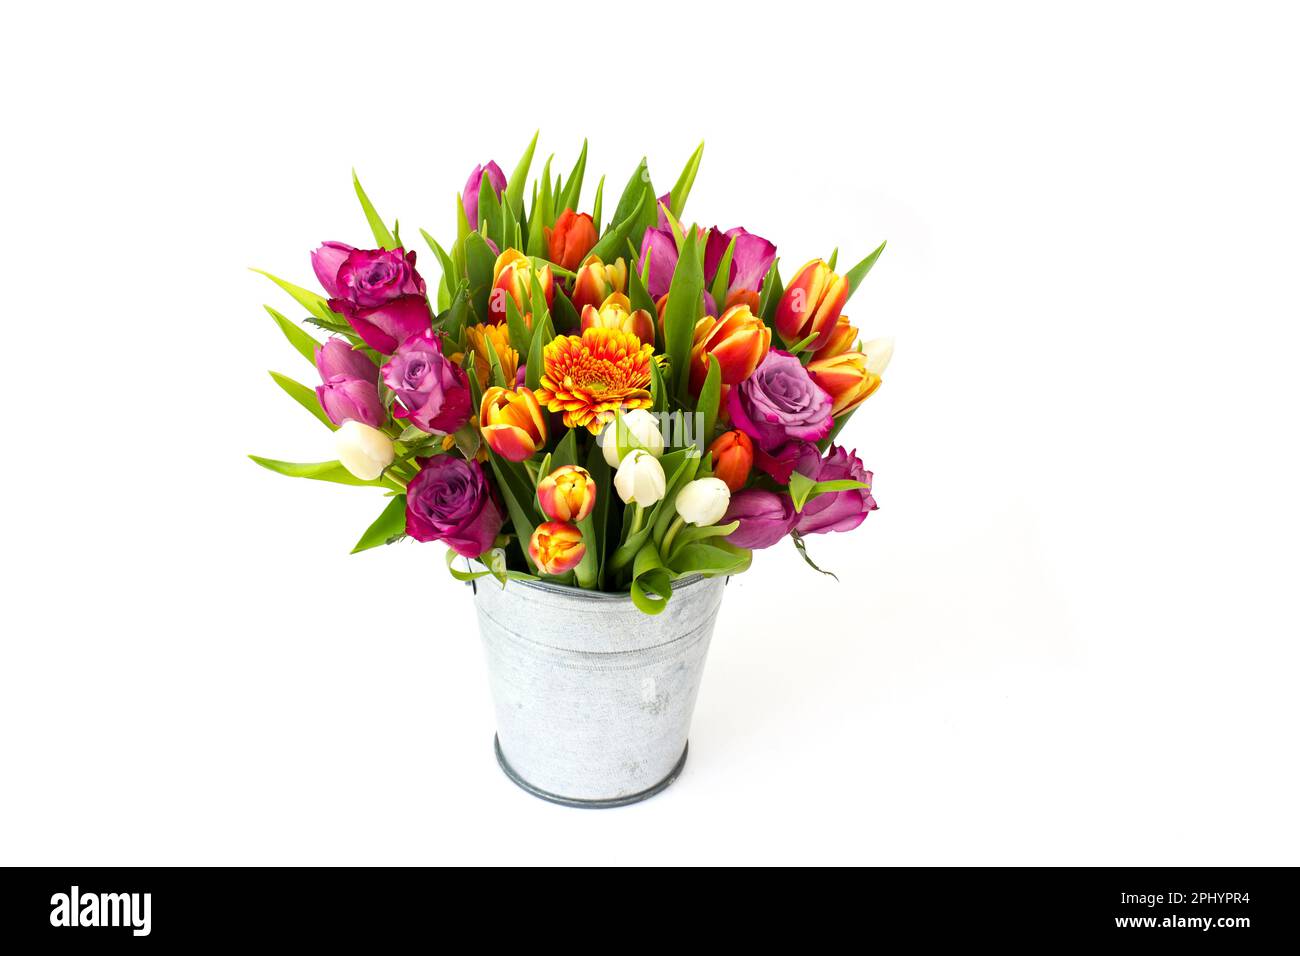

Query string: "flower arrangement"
[251, 136, 892, 614]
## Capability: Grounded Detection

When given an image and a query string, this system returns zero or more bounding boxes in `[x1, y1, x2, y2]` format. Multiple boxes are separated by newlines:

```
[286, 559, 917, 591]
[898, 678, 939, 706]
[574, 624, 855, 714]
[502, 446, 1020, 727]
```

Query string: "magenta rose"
[728, 350, 834, 451]
[313, 244, 431, 354]
[380, 329, 472, 435]
[405, 456, 504, 557]
[793, 444, 878, 535]
[723, 489, 797, 550]
[463, 161, 506, 230]
[311, 241, 355, 298]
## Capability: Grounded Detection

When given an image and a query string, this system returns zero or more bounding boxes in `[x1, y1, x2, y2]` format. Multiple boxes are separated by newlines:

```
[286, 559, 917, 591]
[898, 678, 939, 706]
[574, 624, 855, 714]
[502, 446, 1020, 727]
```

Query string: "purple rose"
[335, 247, 424, 307]
[313, 245, 431, 354]
[752, 439, 817, 483]
[315, 338, 378, 384]
[704, 226, 777, 293]
[793, 444, 878, 535]
[723, 489, 797, 550]
[381, 329, 472, 435]
[728, 350, 834, 451]
[463, 161, 506, 230]
[405, 456, 505, 557]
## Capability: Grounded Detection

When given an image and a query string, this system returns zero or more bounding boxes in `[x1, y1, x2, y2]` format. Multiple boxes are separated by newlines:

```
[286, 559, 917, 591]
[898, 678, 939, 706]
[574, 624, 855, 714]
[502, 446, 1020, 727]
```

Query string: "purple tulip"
[380, 329, 472, 435]
[728, 350, 834, 451]
[405, 456, 505, 557]
[792, 444, 878, 535]
[463, 161, 506, 230]
[311, 241, 355, 298]
[316, 377, 384, 428]
[704, 227, 777, 294]
[723, 489, 797, 550]
[315, 338, 378, 384]
[639, 225, 679, 299]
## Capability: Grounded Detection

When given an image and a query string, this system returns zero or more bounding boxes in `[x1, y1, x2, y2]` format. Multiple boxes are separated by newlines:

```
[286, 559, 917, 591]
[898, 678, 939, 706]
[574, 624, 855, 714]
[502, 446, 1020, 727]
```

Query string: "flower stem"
[661, 515, 686, 558]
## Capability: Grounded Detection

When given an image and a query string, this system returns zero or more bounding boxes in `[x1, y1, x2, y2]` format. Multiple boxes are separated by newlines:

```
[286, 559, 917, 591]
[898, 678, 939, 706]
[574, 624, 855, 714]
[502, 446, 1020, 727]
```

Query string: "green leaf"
[630, 542, 672, 615]
[649, 357, 668, 413]
[525, 311, 554, 392]
[550, 429, 579, 470]
[610, 158, 650, 229]
[268, 371, 333, 429]
[477, 168, 502, 246]
[585, 194, 646, 269]
[504, 294, 533, 357]
[436, 283, 470, 343]
[264, 306, 321, 365]
[504, 130, 539, 215]
[248, 455, 401, 490]
[585, 440, 612, 589]
[757, 258, 783, 323]
[787, 331, 821, 355]
[251, 269, 340, 325]
[352, 495, 407, 553]
[668, 141, 704, 219]
[463, 232, 497, 322]
[844, 240, 886, 299]
[697, 354, 722, 442]
[826, 247, 838, 271]
[709, 235, 737, 314]
[557, 138, 587, 214]
[591, 175, 605, 232]
[665, 520, 739, 558]
[488, 457, 540, 572]
[666, 540, 750, 577]
[420, 228, 457, 287]
[791, 530, 837, 579]
[526, 154, 555, 256]
[663, 226, 704, 401]
[353, 170, 397, 249]
[787, 471, 873, 512]
[444, 548, 539, 585]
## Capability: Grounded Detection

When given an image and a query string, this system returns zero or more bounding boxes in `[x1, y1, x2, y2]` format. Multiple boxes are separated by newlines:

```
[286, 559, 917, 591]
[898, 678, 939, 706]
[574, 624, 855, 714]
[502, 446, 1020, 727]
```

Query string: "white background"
[2, 1, 1297, 865]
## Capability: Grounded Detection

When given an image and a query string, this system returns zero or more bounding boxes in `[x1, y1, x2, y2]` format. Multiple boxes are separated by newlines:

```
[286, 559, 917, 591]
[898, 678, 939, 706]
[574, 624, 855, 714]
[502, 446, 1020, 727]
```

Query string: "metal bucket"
[472, 573, 726, 807]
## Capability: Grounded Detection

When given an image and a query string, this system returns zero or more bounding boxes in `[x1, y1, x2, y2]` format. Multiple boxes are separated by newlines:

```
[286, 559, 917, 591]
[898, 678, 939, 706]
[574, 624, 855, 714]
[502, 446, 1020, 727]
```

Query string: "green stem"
[661, 515, 686, 558]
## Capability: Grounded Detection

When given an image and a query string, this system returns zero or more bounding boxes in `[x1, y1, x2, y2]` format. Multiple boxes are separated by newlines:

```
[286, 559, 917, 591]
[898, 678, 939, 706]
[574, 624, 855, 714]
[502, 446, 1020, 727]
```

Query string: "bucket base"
[493, 734, 689, 809]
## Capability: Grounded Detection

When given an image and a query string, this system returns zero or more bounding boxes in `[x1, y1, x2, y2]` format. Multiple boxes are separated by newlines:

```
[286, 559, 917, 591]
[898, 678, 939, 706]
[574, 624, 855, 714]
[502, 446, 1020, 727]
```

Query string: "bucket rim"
[468, 560, 712, 601]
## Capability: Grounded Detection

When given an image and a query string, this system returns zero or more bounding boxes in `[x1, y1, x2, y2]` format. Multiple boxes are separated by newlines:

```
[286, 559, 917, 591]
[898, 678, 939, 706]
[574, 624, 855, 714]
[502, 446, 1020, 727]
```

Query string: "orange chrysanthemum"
[534, 327, 655, 433]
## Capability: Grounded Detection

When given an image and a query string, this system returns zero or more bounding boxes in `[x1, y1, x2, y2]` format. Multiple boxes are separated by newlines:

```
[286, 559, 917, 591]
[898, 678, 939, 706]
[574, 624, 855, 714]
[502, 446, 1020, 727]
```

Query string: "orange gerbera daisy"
[534, 327, 655, 433]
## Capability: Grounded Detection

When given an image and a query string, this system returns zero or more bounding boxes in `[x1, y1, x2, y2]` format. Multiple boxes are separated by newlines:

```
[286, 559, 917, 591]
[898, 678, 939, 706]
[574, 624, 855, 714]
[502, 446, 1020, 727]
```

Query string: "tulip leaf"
[787, 471, 872, 512]
[526, 154, 555, 257]
[463, 232, 497, 323]
[585, 195, 646, 271]
[591, 175, 605, 232]
[549, 284, 580, 334]
[663, 226, 704, 401]
[525, 311, 554, 392]
[665, 520, 739, 560]
[709, 235, 737, 314]
[251, 269, 343, 327]
[478, 168, 503, 247]
[697, 353, 722, 441]
[353, 170, 398, 250]
[666, 540, 749, 578]
[482, 331, 507, 389]
[844, 240, 887, 300]
[444, 549, 539, 585]
[649, 358, 668, 413]
[263, 306, 321, 365]
[585, 440, 612, 589]
[757, 258, 783, 324]
[501, 196, 519, 256]
[790, 530, 837, 580]
[488, 457, 539, 573]
[504, 129, 539, 215]
[504, 294, 532, 357]
[630, 542, 672, 615]
[248, 455, 401, 490]
[626, 252, 657, 324]
[611, 157, 650, 227]
[268, 371, 334, 430]
[557, 138, 587, 215]
[550, 429, 579, 471]
[826, 247, 838, 271]
[651, 451, 699, 542]
[352, 495, 408, 553]
[668, 141, 704, 219]
[435, 283, 470, 344]
[788, 331, 821, 355]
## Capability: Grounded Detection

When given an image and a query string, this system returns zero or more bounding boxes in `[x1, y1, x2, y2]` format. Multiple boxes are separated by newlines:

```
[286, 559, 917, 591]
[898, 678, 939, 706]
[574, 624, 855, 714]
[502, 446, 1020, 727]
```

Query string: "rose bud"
[528, 521, 587, 576]
[774, 259, 849, 352]
[479, 386, 547, 462]
[311, 241, 355, 298]
[537, 465, 597, 523]
[545, 209, 599, 272]
[807, 350, 882, 417]
[571, 255, 628, 312]
[860, 336, 896, 377]
[723, 489, 797, 550]
[688, 304, 771, 396]
[406, 455, 504, 557]
[613, 449, 666, 506]
[381, 329, 473, 435]
[490, 249, 554, 324]
[333, 420, 395, 481]
[708, 430, 754, 492]
[674, 477, 731, 527]
[811, 314, 858, 361]
[600, 408, 665, 467]
[462, 161, 506, 230]
[580, 292, 655, 348]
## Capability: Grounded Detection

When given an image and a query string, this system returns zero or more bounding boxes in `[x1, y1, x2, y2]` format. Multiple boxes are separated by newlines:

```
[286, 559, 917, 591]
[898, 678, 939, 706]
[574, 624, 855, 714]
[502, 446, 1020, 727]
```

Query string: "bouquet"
[251, 136, 892, 614]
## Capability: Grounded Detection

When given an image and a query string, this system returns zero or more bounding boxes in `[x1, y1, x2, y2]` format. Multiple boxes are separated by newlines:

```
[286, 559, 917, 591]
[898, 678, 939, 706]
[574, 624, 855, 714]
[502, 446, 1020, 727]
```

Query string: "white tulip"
[674, 477, 731, 527]
[860, 336, 895, 377]
[601, 408, 665, 467]
[334, 420, 395, 481]
[613, 449, 666, 506]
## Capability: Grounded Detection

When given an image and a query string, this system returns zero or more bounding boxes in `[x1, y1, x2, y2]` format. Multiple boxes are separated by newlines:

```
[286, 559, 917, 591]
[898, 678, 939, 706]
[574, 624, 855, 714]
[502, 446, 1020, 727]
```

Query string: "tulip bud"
[613, 449, 666, 505]
[860, 336, 895, 377]
[774, 259, 849, 352]
[479, 385, 547, 461]
[811, 314, 858, 361]
[600, 408, 665, 467]
[529, 521, 587, 575]
[334, 419, 395, 481]
[688, 304, 772, 395]
[806, 350, 881, 417]
[708, 430, 754, 492]
[724, 287, 762, 313]
[674, 477, 731, 527]
[581, 292, 655, 348]
[545, 209, 599, 271]
[537, 465, 598, 523]
[571, 255, 628, 312]
[490, 249, 554, 324]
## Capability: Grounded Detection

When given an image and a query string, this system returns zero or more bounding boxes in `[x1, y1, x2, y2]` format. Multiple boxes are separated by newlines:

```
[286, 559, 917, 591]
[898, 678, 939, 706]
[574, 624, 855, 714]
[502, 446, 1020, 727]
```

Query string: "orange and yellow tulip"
[688, 304, 772, 395]
[571, 255, 628, 312]
[806, 350, 881, 417]
[708, 430, 754, 492]
[463, 322, 519, 388]
[528, 521, 586, 575]
[580, 292, 655, 348]
[545, 209, 599, 271]
[537, 464, 597, 523]
[490, 249, 553, 324]
[774, 259, 849, 352]
[811, 314, 858, 361]
[479, 385, 547, 461]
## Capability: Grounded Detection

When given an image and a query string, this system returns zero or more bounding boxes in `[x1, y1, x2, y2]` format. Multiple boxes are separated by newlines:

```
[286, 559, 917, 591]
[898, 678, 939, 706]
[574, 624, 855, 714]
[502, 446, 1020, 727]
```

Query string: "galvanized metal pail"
[472, 573, 726, 807]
